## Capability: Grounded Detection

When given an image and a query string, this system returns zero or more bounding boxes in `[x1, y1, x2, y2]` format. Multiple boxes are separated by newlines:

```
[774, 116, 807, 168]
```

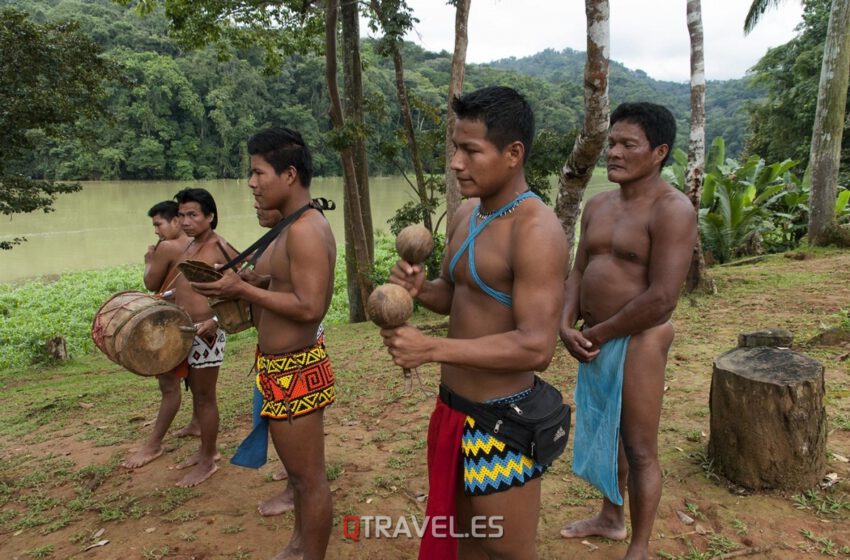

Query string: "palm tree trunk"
[685, 0, 716, 293]
[444, 0, 471, 227]
[554, 0, 610, 268]
[807, 0, 850, 245]
[326, 0, 373, 321]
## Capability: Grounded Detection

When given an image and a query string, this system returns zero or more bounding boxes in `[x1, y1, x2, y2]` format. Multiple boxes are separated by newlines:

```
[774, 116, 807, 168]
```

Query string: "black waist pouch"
[439, 376, 570, 465]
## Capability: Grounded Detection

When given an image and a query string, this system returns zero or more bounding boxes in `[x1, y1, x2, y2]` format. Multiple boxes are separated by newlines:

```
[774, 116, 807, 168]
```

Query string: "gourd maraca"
[367, 283, 414, 376]
[368, 225, 434, 376]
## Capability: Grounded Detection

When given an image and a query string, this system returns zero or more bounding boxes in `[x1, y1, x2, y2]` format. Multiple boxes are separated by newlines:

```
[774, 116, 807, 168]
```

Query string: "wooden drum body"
[210, 298, 252, 334]
[91, 291, 195, 376]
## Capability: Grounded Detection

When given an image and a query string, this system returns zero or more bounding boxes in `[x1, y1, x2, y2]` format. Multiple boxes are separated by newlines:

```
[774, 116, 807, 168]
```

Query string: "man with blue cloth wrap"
[559, 102, 697, 560]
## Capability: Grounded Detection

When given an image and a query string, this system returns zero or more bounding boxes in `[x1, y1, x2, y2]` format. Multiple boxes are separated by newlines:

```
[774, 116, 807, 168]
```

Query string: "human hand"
[239, 266, 270, 289]
[190, 268, 244, 299]
[560, 327, 599, 362]
[144, 244, 157, 264]
[194, 317, 218, 340]
[387, 259, 426, 298]
[379, 324, 432, 369]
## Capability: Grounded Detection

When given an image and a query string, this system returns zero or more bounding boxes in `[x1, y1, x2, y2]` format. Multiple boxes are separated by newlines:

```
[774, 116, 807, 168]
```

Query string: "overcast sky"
[391, 0, 805, 83]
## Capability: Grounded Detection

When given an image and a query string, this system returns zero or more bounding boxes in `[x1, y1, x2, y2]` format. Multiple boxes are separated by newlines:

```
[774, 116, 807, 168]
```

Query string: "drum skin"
[92, 291, 194, 376]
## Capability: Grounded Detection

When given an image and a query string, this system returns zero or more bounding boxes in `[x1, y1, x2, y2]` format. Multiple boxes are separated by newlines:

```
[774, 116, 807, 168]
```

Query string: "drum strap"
[219, 198, 335, 272]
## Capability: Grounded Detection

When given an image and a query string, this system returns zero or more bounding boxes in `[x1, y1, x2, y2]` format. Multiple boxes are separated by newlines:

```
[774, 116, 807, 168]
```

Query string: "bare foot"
[258, 487, 295, 516]
[560, 515, 627, 540]
[173, 422, 201, 438]
[176, 460, 218, 487]
[121, 445, 163, 469]
[272, 467, 289, 481]
[175, 451, 221, 470]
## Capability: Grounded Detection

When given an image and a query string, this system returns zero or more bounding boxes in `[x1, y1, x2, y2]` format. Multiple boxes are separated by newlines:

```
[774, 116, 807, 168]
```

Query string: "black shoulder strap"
[219, 198, 335, 272]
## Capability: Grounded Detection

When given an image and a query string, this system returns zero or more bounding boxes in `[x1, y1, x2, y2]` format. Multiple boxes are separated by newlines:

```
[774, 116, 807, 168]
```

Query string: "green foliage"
[526, 128, 577, 204]
[745, 0, 849, 186]
[0, 6, 118, 247]
[0, 266, 144, 370]
[5, 0, 758, 187]
[663, 137, 844, 262]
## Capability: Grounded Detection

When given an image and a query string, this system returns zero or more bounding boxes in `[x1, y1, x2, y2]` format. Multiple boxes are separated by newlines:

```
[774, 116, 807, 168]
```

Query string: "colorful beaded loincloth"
[255, 342, 335, 420]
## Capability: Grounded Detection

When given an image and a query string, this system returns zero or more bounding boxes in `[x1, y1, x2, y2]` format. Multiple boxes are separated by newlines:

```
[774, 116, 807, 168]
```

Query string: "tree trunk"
[685, 0, 716, 294]
[326, 0, 373, 321]
[807, 0, 850, 246]
[444, 0, 471, 227]
[554, 0, 610, 268]
[341, 0, 374, 259]
[370, 0, 433, 233]
[709, 346, 826, 490]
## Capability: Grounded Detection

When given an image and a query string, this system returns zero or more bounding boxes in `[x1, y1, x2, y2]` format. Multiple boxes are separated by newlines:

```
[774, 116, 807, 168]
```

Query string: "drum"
[210, 298, 252, 334]
[91, 291, 195, 376]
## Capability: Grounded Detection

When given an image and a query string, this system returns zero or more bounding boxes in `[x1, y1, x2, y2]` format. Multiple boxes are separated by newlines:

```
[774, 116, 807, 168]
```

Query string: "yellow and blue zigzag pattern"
[462, 417, 544, 495]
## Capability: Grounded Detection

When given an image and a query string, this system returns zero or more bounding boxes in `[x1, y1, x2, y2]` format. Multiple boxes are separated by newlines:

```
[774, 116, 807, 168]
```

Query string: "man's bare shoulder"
[514, 198, 568, 246]
[653, 184, 696, 217]
[154, 238, 187, 260]
[583, 189, 617, 213]
[286, 211, 335, 248]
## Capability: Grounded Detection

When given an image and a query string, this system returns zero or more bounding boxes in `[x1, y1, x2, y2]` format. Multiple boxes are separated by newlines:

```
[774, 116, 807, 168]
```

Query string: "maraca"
[395, 224, 434, 266]
[367, 283, 414, 377]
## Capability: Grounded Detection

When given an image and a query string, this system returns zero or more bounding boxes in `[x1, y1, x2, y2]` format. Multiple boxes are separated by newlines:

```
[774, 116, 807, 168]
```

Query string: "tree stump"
[46, 336, 69, 361]
[708, 346, 825, 490]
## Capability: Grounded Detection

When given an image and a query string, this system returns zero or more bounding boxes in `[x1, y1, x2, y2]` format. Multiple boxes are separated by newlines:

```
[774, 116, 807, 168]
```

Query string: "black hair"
[147, 200, 179, 221]
[610, 102, 677, 165]
[174, 188, 218, 230]
[247, 126, 314, 188]
[451, 86, 535, 163]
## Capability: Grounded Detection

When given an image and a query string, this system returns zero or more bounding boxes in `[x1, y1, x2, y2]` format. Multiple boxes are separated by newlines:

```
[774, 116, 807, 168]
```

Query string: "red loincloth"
[418, 397, 466, 560]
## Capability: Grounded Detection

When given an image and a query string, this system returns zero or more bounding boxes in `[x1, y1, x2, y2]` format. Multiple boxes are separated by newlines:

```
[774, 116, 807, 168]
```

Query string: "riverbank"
[0, 237, 399, 371]
[0, 249, 848, 559]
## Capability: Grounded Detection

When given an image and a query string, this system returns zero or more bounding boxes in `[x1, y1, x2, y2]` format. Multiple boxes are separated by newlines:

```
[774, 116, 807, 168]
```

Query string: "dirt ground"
[1, 250, 849, 560]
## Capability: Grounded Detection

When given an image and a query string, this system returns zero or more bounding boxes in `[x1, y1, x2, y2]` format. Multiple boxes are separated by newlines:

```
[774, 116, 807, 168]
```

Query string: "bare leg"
[258, 482, 295, 516]
[619, 323, 673, 560]
[176, 366, 220, 487]
[122, 373, 181, 469]
[273, 467, 289, 481]
[174, 412, 201, 438]
[457, 475, 541, 559]
[268, 410, 331, 560]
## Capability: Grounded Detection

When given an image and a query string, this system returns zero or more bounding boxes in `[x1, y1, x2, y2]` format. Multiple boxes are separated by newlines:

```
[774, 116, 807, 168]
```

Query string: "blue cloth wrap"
[230, 385, 268, 468]
[572, 336, 630, 505]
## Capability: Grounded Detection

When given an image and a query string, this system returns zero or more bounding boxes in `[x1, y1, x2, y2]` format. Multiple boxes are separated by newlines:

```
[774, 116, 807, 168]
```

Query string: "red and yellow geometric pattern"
[255, 342, 335, 420]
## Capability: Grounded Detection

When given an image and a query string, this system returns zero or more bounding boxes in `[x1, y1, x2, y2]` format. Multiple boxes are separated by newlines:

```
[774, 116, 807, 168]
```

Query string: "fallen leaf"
[676, 511, 695, 525]
[820, 472, 839, 489]
[674, 447, 685, 453]
[366, 497, 373, 504]
[13, 529, 23, 536]
[79, 402, 94, 409]
[144, 527, 156, 533]
[831, 453, 849, 463]
[695, 523, 708, 535]
[580, 540, 598, 551]
[93, 528, 105, 539]
[84, 540, 109, 551]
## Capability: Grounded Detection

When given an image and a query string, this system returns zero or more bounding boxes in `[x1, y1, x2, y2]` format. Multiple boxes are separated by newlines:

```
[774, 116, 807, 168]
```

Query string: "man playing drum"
[121, 201, 200, 470]
[127, 189, 238, 488]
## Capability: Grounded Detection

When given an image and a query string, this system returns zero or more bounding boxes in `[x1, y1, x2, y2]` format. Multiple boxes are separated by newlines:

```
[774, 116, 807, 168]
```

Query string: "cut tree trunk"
[709, 346, 826, 490]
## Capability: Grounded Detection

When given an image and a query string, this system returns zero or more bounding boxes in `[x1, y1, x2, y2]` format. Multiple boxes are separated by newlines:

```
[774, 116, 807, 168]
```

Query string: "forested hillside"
[5, 0, 757, 181]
